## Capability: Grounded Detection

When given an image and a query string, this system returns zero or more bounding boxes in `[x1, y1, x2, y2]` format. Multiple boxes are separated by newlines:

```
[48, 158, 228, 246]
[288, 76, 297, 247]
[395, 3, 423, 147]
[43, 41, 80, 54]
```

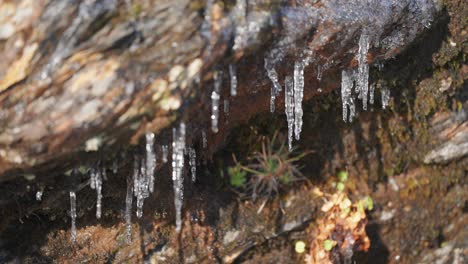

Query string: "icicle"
[229, 64, 237, 96]
[285, 76, 294, 151]
[145, 132, 156, 193]
[133, 156, 149, 219]
[270, 88, 276, 113]
[95, 168, 103, 219]
[36, 190, 43, 201]
[188, 147, 197, 182]
[161, 145, 169, 163]
[293, 57, 309, 140]
[317, 65, 323, 81]
[341, 70, 356, 122]
[264, 57, 282, 113]
[369, 83, 376, 105]
[202, 130, 207, 149]
[211, 71, 222, 133]
[381, 86, 390, 109]
[224, 99, 229, 114]
[356, 32, 370, 110]
[90, 169, 96, 189]
[172, 123, 186, 232]
[125, 173, 133, 244]
[70, 191, 77, 242]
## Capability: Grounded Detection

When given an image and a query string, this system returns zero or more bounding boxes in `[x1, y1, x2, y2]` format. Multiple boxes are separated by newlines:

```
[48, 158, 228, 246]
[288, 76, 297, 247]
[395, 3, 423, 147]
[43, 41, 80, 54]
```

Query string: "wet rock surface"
[0, 0, 467, 263]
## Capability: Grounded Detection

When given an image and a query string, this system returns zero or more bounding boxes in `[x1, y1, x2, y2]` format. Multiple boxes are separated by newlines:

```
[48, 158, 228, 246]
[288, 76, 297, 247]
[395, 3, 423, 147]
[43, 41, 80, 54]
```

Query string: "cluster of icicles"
[36, 30, 392, 243]
[40, 124, 198, 243]
[265, 32, 390, 150]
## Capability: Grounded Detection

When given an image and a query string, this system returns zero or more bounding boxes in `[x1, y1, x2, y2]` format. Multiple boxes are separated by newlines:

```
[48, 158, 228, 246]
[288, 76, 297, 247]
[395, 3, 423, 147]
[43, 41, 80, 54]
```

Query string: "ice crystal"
[172, 123, 186, 232]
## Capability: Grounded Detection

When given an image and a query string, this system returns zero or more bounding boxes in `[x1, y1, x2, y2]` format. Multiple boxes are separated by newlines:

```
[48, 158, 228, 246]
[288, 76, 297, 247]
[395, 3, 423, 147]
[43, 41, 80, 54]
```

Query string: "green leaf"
[229, 167, 247, 187]
[337, 171, 348, 182]
[336, 182, 345, 192]
[324, 240, 335, 251]
[364, 196, 374, 211]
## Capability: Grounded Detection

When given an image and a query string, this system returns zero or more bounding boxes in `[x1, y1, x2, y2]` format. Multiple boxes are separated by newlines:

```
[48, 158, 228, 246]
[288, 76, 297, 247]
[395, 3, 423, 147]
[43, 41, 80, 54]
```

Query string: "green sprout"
[324, 239, 336, 251]
[337, 170, 348, 182]
[336, 182, 345, 192]
[362, 196, 374, 211]
[228, 165, 247, 187]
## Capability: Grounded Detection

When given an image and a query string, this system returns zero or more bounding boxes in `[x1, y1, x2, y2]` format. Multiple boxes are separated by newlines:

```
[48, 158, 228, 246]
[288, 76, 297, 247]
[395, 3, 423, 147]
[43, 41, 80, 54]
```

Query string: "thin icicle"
[133, 156, 149, 219]
[293, 57, 310, 140]
[145, 132, 156, 193]
[341, 70, 356, 122]
[264, 57, 282, 113]
[125, 173, 133, 244]
[211, 71, 222, 133]
[317, 65, 323, 81]
[381, 86, 390, 109]
[229, 64, 237, 96]
[95, 169, 103, 219]
[172, 123, 186, 232]
[202, 130, 207, 149]
[188, 147, 197, 182]
[36, 190, 43, 201]
[285, 76, 294, 151]
[357, 32, 370, 110]
[161, 145, 169, 163]
[70, 191, 77, 242]
[369, 83, 376, 105]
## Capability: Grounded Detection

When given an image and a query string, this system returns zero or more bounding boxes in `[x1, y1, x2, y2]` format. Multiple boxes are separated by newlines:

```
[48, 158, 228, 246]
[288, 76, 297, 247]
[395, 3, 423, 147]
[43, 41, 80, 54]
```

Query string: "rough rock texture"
[0, 0, 440, 179]
[0, 0, 467, 263]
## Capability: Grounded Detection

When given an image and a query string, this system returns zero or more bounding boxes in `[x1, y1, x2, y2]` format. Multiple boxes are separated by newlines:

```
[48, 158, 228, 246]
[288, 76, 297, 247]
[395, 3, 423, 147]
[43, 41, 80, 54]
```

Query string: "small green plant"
[229, 132, 307, 200]
[228, 164, 247, 187]
[336, 170, 348, 191]
[323, 239, 336, 251]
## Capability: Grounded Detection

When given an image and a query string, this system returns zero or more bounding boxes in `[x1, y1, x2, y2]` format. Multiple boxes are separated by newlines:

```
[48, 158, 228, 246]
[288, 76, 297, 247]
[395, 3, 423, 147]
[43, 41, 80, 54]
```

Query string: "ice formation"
[145, 133, 156, 193]
[341, 70, 356, 122]
[70, 191, 77, 242]
[369, 83, 376, 105]
[161, 145, 169, 163]
[381, 86, 390, 109]
[36, 191, 43, 201]
[229, 64, 238, 96]
[188, 147, 197, 182]
[90, 167, 103, 219]
[293, 57, 311, 140]
[172, 123, 186, 232]
[133, 157, 148, 218]
[264, 56, 283, 113]
[356, 33, 370, 111]
[284, 76, 294, 150]
[211, 71, 222, 133]
[125, 174, 133, 244]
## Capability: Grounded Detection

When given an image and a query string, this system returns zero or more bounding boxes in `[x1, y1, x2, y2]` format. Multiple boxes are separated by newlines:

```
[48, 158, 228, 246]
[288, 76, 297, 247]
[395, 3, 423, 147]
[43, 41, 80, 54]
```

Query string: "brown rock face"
[0, 0, 439, 179]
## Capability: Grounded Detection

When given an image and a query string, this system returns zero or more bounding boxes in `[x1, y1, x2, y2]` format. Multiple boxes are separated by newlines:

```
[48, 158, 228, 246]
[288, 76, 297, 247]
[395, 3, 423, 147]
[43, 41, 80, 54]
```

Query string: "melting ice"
[90, 167, 103, 219]
[211, 71, 222, 133]
[229, 64, 237, 96]
[341, 70, 356, 122]
[172, 123, 186, 232]
[285, 76, 294, 150]
[70, 191, 77, 242]
[161, 145, 169, 163]
[125, 173, 133, 244]
[145, 133, 156, 193]
[188, 147, 197, 182]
